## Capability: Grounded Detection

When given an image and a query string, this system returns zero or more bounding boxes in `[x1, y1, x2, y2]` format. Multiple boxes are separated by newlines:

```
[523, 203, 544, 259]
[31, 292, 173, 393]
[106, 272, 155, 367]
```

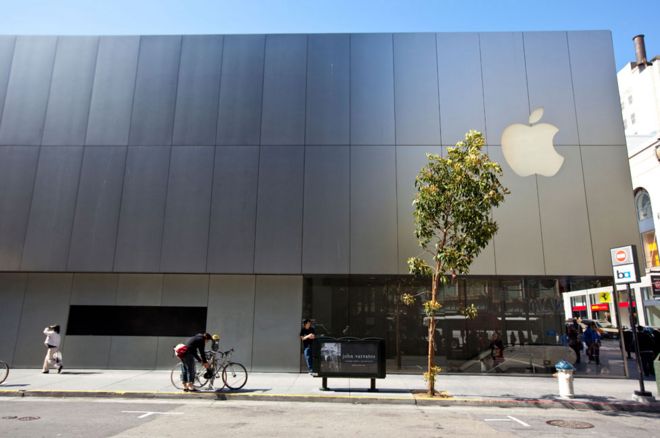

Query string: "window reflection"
[303, 275, 618, 376]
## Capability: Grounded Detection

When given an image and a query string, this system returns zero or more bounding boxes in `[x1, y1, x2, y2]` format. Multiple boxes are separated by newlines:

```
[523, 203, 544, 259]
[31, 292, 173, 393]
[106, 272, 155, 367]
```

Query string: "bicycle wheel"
[222, 362, 248, 390]
[170, 362, 208, 390]
[0, 361, 8, 385]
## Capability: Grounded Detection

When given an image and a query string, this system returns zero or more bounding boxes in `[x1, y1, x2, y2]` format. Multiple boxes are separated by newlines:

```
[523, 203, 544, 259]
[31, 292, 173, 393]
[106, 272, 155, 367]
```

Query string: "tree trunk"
[427, 271, 439, 396]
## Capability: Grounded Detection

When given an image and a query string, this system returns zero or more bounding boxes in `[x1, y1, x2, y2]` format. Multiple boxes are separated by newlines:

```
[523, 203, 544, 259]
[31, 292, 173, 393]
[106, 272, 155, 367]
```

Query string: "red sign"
[618, 301, 636, 308]
[571, 305, 586, 311]
[591, 303, 609, 311]
[615, 250, 627, 262]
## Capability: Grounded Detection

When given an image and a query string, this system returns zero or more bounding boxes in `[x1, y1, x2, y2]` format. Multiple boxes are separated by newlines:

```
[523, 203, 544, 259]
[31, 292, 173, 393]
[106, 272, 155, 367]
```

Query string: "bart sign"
[610, 245, 640, 285]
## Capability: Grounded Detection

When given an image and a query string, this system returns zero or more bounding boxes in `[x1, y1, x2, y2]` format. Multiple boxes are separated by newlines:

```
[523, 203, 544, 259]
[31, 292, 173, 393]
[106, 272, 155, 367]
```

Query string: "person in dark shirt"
[637, 326, 655, 377]
[489, 332, 504, 372]
[299, 319, 316, 374]
[181, 332, 211, 391]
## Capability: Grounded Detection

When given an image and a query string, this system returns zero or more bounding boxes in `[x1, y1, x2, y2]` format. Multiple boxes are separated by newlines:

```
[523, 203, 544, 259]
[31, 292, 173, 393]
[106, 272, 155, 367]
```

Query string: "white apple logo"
[500, 108, 564, 177]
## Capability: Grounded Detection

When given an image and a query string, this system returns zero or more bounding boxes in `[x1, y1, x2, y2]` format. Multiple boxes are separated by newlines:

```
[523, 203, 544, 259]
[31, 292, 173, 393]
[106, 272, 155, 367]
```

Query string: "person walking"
[42, 325, 63, 374]
[583, 322, 601, 365]
[179, 332, 211, 392]
[299, 319, 316, 374]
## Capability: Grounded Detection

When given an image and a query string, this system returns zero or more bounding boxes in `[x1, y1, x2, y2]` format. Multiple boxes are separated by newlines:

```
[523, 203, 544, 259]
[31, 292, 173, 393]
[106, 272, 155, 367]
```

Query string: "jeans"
[180, 354, 196, 383]
[303, 346, 313, 372]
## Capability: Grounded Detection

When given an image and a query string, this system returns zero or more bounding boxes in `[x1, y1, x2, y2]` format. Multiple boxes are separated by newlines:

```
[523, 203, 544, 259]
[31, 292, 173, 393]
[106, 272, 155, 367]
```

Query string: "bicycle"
[0, 360, 8, 385]
[170, 348, 248, 391]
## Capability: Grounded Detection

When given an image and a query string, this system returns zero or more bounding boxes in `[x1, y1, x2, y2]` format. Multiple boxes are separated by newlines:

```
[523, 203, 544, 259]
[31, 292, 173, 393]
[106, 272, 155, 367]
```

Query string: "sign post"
[610, 245, 652, 401]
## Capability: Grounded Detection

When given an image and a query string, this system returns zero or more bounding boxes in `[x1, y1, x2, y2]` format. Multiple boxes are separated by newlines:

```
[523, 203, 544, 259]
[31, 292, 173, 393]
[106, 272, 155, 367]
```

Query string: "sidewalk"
[1, 368, 658, 412]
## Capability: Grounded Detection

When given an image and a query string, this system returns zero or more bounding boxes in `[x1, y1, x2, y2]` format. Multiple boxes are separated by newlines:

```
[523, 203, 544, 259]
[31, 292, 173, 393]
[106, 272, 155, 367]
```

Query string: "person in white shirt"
[42, 325, 62, 374]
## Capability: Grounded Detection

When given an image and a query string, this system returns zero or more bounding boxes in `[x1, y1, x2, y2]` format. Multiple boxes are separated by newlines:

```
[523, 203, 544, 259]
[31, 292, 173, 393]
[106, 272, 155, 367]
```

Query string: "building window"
[631, 113, 636, 124]
[628, 95, 633, 104]
[635, 189, 659, 269]
[636, 190, 653, 221]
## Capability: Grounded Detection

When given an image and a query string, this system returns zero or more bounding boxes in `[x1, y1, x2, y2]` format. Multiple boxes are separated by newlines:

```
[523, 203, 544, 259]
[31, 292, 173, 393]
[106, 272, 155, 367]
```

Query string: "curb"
[1, 389, 659, 412]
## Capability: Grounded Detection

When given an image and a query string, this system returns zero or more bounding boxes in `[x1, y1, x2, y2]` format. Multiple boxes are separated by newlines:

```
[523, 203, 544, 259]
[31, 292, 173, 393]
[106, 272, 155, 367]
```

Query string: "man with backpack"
[175, 332, 211, 392]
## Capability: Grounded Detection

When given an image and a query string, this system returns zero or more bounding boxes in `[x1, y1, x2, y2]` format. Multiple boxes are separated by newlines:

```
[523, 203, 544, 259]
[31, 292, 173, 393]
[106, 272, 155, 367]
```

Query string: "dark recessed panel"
[66, 305, 207, 336]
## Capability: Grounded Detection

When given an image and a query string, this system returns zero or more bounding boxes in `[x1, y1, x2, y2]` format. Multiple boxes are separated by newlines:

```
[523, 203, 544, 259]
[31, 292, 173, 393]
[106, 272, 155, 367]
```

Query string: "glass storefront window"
[303, 275, 619, 377]
[641, 231, 659, 268]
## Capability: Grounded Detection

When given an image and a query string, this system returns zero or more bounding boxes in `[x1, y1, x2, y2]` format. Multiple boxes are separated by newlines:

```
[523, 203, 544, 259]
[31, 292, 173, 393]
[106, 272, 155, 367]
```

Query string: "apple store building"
[0, 31, 640, 376]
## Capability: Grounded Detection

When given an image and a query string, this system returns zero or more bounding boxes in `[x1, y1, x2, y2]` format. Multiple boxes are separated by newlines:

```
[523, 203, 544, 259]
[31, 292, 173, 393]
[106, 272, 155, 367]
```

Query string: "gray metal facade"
[0, 32, 639, 370]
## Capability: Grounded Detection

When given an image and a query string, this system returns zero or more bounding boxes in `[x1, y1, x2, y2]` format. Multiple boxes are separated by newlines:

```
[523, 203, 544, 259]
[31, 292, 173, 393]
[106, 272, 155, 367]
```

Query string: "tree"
[408, 130, 509, 396]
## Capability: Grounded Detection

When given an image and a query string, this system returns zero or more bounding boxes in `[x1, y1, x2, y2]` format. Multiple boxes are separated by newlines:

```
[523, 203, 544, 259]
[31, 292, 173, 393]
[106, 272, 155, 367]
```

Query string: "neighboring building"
[615, 35, 660, 326]
[0, 31, 639, 375]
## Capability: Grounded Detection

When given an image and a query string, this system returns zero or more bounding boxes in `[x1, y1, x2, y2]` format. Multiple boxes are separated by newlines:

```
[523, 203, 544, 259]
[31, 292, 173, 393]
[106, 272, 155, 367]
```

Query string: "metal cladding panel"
[114, 146, 170, 272]
[254, 146, 304, 273]
[480, 32, 529, 145]
[207, 146, 259, 273]
[13, 274, 73, 367]
[172, 35, 223, 146]
[42, 36, 99, 146]
[0, 147, 39, 270]
[350, 34, 395, 145]
[21, 147, 84, 271]
[351, 146, 398, 274]
[161, 274, 209, 306]
[260, 35, 307, 145]
[0, 273, 27, 365]
[64, 336, 112, 368]
[0, 36, 57, 145]
[305, 34, 350, 145]
[67, 147, 126, 271]
[129, 36, 182, 146]
[0, 36, 16, 124]
[70, 273, 118, 305]
[207, 275, 256, 369]
[217, 35, 265, 146]
[523, 32, 579, 146]
[537, 146, 594, 275]
[568, 31, 625, 145]
[160, 146, 214, 272]
[251, 275, 302, 371]
[396, 146, 442, 274]
[489, 146, 545, 275]
[581, 145, 640, 275]
[436, 33, 485, 145]
[108, 337, 158, 369]
[85, 36, 140, 146]
[302, 146, 350, 274]
[116, 273, 163, 305]
[393, 33, 441, 145]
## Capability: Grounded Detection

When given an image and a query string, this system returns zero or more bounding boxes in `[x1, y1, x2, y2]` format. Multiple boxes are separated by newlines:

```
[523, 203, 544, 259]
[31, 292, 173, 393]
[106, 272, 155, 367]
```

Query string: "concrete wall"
[0, 272, 303, 370]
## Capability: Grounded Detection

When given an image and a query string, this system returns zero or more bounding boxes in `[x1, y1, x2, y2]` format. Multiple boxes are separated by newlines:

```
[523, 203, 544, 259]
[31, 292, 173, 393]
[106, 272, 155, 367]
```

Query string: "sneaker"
[57, 365, 63, 374]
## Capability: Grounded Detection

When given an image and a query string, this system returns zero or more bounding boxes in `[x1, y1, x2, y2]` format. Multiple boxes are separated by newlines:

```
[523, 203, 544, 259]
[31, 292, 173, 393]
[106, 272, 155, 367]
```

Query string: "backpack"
[173, 343, 188, 359]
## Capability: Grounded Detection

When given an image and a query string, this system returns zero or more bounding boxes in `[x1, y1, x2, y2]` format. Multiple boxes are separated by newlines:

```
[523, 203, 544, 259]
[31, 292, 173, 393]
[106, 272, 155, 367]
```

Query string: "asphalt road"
[0, 397, 658, 437]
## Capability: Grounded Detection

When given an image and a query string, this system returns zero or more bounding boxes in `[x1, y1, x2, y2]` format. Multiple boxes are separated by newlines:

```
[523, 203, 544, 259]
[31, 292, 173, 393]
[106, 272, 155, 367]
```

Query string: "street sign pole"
[609, 245, 652, 401]
[626, 282, 649, 396]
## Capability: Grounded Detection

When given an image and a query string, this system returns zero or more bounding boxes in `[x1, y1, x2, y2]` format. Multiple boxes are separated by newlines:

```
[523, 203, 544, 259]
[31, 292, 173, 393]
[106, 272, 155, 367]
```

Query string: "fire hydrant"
[555, 360, 575, 398]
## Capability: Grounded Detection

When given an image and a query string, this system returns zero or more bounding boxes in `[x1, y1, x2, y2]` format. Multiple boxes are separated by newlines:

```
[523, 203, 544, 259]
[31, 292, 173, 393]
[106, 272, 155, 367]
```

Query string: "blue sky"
[1, 0, 658, 70]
